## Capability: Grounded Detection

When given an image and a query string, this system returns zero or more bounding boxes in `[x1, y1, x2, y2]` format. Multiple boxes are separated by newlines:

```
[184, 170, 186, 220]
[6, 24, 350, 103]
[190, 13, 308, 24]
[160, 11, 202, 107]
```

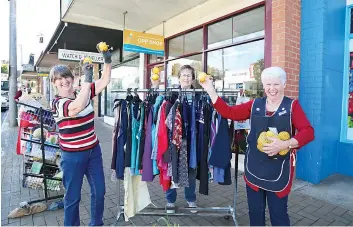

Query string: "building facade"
[43, 0, 353, 184]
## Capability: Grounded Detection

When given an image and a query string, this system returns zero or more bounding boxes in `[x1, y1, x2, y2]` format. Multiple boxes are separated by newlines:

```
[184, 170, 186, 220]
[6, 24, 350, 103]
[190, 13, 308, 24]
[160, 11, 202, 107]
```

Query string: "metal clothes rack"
[111, 88, 240, 226]
[18, 101, 64, 204]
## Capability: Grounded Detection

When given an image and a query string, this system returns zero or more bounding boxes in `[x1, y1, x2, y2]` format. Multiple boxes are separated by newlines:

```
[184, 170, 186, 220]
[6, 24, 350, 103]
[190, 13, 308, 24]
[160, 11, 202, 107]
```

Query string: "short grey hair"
[261, 66, 287, 85]
[49, 65, 74, 83]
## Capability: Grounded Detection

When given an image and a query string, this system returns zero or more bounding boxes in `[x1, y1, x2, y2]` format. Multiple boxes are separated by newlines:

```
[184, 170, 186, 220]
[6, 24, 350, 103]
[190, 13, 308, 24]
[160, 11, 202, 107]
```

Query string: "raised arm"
[199, 76, 252, 121]
[94, 45, 112, 95]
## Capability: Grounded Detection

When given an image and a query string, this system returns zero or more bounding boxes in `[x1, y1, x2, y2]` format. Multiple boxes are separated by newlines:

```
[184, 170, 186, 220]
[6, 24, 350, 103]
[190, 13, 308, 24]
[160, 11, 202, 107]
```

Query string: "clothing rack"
[111, 88, 240, 226]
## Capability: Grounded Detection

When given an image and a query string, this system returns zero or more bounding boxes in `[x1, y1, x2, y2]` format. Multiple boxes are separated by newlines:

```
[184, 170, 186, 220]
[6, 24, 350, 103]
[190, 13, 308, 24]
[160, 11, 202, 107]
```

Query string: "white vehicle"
[1, 81, 9, 111]
[1, 96, 9, 111]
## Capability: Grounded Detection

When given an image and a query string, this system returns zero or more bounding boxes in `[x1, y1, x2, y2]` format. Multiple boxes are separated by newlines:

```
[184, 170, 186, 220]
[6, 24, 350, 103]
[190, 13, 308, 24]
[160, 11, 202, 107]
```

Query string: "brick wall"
[271, 0, 301, 98]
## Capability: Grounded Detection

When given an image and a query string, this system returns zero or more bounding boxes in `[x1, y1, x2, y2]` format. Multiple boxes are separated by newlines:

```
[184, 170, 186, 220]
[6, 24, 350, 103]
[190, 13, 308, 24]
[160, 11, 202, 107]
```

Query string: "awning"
[61, 0, 208, 31]
[36, 21, 123, 68]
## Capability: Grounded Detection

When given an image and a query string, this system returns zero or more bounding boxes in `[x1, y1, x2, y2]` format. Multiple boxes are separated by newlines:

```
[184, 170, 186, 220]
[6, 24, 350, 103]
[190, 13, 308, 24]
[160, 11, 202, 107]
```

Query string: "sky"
[0, 0, 60, 65]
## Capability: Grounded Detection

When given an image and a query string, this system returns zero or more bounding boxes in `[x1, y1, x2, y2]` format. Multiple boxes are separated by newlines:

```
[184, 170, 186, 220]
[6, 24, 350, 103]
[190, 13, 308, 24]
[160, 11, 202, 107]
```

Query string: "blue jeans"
[246, 185, 290, 226]
[166, 168, 196, 203]
[60, 144, 106, 226]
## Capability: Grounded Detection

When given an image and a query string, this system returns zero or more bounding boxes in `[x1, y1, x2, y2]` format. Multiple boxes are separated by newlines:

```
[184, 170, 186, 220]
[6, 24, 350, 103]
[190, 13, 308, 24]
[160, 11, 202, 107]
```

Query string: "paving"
[1, 116, 353, 226]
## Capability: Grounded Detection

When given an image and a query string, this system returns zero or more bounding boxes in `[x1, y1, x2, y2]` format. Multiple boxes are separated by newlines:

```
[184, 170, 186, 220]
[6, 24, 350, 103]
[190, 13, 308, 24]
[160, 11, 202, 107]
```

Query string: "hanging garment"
[209, 117, 232, 169]
[167, 101, 182, 186]
[135, 103, 145, 175]
[189, 99, 197, 169]
[141, 106, 154, 182]
[198, 101, 212, 195]
[125, 101, 133, 167]
[123, 168, 151, 221]
[115, 100, 128, 180]
[111, 101, 121, 170]
[157, 101, 171, 191]
[137, 102, 149, 171]
[178, 139, 189, 187]
[151, 95, 164, 175]
[130, 103, 140, 175]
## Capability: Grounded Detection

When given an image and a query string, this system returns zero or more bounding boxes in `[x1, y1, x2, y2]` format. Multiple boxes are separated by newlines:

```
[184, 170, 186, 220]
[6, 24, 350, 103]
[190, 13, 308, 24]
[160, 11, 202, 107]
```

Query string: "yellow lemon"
[278, 131, 290, 140]
[152, 67, 160, 74]
[98, 42, 109, 52]
[266, 131, 275, 138]
[83, 57, 92, 64]
[198, 72, 208, 83]
[279, 149, 290, 156]
[151, 74, 160, 81]
[257, 132, 268, 151]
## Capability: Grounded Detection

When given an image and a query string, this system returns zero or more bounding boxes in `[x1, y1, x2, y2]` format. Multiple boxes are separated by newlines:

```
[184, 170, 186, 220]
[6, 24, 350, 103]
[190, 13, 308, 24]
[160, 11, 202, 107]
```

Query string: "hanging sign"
[123, 29, 164, 56]
[58, 49, 104, 63]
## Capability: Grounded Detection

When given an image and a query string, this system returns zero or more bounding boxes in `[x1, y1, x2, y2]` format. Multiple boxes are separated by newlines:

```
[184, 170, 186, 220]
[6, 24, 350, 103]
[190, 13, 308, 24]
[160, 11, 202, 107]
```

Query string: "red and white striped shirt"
[51, 83, 98, 152]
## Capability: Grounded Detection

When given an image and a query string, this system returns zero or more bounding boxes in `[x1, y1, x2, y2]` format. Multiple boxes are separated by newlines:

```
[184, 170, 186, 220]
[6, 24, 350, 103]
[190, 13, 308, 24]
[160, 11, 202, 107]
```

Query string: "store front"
[145, 5, 265, 100]
[296, 0, 353, 183]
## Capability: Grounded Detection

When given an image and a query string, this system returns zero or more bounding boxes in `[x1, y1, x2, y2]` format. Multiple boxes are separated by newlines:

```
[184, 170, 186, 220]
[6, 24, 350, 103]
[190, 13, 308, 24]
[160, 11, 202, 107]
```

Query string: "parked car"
[1, 95, 9, 111]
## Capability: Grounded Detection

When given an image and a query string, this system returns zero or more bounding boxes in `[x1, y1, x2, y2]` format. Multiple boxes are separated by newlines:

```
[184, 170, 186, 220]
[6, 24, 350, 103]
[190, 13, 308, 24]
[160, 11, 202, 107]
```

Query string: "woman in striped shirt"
[50, 45, 112, 226]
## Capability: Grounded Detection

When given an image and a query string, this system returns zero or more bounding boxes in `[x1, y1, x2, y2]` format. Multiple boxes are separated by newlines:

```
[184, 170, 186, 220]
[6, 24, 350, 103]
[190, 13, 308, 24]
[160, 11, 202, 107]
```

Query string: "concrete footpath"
[1, 116, 353, 226]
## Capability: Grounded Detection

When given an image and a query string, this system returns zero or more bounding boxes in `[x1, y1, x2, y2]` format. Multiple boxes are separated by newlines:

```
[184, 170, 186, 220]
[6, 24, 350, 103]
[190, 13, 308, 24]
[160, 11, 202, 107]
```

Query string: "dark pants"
[246, 185, 290, 226]
[61, 144, 106, 226]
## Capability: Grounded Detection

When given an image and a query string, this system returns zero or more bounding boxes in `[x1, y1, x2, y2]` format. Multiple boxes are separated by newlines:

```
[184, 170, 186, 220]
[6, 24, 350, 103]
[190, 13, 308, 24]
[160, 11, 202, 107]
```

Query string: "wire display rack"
[17, 101, 64, 204]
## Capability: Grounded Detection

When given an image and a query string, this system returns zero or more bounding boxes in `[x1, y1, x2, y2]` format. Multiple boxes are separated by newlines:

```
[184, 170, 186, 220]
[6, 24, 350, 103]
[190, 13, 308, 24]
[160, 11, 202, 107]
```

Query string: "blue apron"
[245, 96, 294, 192]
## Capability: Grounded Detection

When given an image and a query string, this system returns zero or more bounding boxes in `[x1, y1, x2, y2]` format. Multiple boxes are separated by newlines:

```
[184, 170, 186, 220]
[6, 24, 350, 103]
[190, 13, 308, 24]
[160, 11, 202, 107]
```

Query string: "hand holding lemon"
[150, 67, 161, 88]
[96, 41, 112, 64]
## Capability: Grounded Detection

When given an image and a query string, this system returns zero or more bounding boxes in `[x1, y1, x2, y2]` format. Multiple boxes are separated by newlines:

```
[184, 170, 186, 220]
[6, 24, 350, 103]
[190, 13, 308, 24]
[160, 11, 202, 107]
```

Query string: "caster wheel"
[224, 216, 230, 220]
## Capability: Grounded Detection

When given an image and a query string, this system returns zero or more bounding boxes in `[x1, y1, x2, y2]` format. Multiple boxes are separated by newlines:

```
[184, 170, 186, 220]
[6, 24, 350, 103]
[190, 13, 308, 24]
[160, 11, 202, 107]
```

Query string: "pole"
[9, 0, 18, 127]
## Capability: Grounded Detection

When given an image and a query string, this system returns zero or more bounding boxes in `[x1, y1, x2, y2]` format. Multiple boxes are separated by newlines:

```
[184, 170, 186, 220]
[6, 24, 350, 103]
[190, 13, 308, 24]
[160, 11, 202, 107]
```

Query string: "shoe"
[166, 203, 175, 214]
[187, 201, 198, 213]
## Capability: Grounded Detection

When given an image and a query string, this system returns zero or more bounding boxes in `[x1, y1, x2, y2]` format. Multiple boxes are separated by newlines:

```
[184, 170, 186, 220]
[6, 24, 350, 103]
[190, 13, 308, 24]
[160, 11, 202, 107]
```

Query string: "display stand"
[17, 101, 64, 204]
[110, 88, 240, 226]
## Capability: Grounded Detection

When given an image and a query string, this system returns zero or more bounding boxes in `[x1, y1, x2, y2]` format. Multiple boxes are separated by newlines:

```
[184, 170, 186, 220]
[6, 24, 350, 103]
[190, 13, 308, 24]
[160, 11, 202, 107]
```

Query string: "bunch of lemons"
[257, 130, 290, 156]
[151, 67, 160, 81]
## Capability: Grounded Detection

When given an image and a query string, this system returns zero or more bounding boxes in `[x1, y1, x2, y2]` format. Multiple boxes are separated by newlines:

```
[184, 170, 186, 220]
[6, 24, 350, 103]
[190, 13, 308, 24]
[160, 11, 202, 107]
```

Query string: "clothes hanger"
[126, 88, 133, 102]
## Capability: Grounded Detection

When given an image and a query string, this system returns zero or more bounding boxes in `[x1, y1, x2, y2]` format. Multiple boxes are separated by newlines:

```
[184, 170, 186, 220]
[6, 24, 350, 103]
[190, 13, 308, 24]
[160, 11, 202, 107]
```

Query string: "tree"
[1, 64, 8, 74]
[253, 59, 264, 83]
[253, 59, 265, 97]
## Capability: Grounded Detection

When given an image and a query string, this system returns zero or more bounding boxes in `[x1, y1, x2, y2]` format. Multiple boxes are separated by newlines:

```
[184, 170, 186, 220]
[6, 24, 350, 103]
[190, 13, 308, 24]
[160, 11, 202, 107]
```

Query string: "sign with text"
[58, 49, 104, 63]
[123, 29, 164, 56]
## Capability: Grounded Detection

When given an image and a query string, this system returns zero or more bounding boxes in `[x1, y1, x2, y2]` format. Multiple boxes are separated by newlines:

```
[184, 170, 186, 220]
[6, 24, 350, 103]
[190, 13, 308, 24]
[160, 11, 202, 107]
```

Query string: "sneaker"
[187, 201, 198, 213]
[166, 203, 175, 214]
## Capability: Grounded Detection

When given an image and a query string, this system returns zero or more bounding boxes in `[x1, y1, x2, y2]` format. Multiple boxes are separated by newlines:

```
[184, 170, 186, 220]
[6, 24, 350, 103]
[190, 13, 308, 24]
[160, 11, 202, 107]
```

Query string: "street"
[1, 110, 8, 124]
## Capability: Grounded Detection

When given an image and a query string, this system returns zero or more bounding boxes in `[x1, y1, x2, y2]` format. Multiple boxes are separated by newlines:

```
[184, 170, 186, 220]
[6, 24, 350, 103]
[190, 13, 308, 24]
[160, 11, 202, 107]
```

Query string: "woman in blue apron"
[200, 66, 314, 226]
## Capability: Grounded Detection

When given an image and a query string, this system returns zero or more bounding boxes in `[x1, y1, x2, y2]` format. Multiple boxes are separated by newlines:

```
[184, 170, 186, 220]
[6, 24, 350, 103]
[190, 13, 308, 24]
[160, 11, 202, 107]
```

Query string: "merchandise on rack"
[17, 100, 64, 204]
[110, 88, 245, 226]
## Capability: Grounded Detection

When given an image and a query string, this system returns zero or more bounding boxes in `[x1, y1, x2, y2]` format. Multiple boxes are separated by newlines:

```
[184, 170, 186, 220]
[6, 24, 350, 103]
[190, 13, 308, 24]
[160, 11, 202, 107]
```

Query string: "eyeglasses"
[181, 74, 193, 79]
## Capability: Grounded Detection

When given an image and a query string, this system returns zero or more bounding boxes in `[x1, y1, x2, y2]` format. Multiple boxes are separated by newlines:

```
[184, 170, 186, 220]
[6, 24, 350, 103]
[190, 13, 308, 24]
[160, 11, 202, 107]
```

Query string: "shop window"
[346, 39, 353, 140]
[106, 58, 140, 117]
[208, 18, 233, 49]
[232, 6, 265, 43]
[168, 29, 203, 59]
[148, 55, 164, 64]
[207, 39, 264, 98]
[166, 54, 202, 88]
[207, 7, 264, 49]
[184, 29, 203, 54]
